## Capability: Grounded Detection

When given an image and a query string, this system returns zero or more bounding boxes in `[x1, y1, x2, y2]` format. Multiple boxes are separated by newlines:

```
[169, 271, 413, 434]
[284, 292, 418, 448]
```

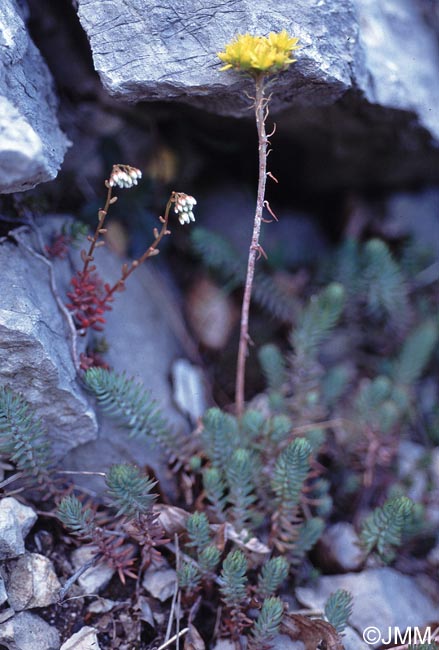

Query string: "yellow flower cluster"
[217, 30, 300, 76]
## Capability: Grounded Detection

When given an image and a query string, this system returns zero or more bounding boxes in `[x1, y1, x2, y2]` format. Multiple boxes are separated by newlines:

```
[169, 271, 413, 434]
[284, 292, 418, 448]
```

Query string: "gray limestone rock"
[353, 0, 439, 139]
[296, 568, 438, 647]
[75, 0, 364, 115]
[0, 498, 37, 560]
[0, 576, 7, 607]
[1, 552, 61, 611]
[0, 0, 69, 193]
[75, 0, 439, 141]
[0, 611, 59, 650]
[142, 566, 177, 602]
[342, 627, 369, 650]
[60, 626, 101, 650]
[0, 228, 98, 459]
[71, 546, 115, 595]
[317, 522, 364, 572]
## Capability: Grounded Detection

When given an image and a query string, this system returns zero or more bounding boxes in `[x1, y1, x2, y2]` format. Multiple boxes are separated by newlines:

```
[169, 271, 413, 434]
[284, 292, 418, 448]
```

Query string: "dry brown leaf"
[155, 504, 190, 536]
[211, 522, 227, 553]
[281, 613, 344, 650]
[222, 522, 271, 564]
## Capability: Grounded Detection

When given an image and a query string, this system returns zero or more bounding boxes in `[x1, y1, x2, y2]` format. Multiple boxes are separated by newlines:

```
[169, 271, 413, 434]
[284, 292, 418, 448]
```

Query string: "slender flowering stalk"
[83, 165, 142, 277]
[235, 73, 268, 417]
[217, 32, 299, 416]
[67, 165, 141, 332]
[67, 163, 196, 336]
[101, 191, 197, 301]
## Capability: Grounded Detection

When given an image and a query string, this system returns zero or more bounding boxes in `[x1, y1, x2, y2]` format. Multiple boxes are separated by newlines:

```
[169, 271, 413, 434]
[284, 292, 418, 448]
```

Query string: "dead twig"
[165, 533, 180, 643]
[58, 554, 101, 601]
[156, 627, 189, 650]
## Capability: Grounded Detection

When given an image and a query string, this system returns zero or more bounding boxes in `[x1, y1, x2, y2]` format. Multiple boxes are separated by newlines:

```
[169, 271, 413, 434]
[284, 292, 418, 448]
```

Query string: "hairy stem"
[235, 74, 268, 417]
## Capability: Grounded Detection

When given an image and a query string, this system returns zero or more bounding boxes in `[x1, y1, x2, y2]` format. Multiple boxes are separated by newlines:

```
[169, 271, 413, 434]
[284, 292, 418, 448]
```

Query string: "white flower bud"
[172, 193, 196, 224]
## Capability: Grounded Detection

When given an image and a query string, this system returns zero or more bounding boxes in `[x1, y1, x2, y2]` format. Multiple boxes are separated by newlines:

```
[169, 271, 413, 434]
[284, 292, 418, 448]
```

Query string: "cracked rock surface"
[0, 499, 37, 561]
[0, 228, 98, 458]
[75, 0, 364, 114]
[0, 610, 59, 650]
[1, 552, 61, 611]
[75, 0, 439, 141]
[60, 626, 101, 650]
[0, 0, 69, 193]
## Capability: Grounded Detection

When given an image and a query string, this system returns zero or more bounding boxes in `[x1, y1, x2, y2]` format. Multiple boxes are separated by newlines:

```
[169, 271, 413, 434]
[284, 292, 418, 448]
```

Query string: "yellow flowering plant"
[218, 31, 300, 416]
[218, 30, 299, 75]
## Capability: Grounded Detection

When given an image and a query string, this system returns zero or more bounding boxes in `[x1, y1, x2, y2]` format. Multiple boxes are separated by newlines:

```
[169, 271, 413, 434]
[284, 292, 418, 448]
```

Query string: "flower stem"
[81, 182, 114, 275]
[103, 193, 174, 299]
[235, 74, 268, 417]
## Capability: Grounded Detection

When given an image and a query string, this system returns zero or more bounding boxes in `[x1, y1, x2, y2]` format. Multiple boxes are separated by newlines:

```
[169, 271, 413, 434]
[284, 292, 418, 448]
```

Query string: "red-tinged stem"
[235, 74, 268, 417]
[81, 182, 113, 276]
[103, 193, 174, 300]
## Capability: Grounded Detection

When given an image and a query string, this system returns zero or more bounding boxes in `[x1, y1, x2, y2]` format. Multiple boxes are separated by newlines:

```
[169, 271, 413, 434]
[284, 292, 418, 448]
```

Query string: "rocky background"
[0, 0, 438, 649]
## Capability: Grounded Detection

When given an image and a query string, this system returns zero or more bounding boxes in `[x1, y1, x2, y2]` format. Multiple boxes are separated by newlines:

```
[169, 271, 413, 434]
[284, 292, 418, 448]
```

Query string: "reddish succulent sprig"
[79, 349, 111, 371]
[46, 222, 88, 259]
[93, 528, 138, 584]
[128, 511, 171, 572]
[45, 233, 71, 259]
[67, 270, 113, 332]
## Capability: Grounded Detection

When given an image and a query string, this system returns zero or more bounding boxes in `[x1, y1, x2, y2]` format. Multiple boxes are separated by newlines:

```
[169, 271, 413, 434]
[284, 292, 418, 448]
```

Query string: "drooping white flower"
[109, 165, 142, 189]
[173, 193, 197, 225]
